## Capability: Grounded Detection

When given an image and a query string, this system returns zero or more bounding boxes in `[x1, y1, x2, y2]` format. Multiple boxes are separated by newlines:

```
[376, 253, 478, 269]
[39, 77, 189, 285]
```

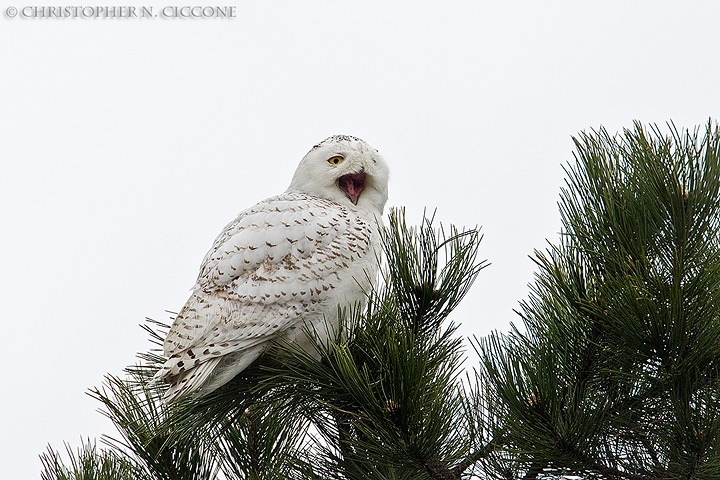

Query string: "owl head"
[287, 135, 390, 214]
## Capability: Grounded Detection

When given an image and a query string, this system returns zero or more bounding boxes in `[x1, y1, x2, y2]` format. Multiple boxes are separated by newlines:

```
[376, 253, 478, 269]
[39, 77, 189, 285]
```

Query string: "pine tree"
[42, 210, 494, 480]
[42, 121, 720, 480]
[480, 121, 720, 479]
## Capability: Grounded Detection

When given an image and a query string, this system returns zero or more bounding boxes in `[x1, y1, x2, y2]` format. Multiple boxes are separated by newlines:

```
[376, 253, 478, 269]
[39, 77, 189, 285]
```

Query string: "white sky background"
[1, 1, 718, 477]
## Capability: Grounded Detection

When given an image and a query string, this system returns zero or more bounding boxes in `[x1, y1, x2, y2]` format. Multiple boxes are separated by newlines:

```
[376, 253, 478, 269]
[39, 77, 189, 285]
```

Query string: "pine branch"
[40, 440, 135, 480]
[480, 120, 720, 479]
[450, 438, 499, 477]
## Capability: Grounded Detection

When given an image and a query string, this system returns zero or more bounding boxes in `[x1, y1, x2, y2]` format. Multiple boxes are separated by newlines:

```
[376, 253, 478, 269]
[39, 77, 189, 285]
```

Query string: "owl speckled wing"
[159, 195, 376, 378]
[154, 135, 389, 403]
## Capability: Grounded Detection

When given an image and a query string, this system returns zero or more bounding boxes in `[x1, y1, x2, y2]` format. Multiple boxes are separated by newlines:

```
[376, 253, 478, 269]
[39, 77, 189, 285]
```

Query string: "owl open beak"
[338, 171, 366, 205]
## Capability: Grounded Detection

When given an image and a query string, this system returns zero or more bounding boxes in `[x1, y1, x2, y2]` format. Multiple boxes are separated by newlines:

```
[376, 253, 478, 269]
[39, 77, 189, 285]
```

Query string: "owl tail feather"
[160, 345, 266, 404]
[161, 357, 222, 404]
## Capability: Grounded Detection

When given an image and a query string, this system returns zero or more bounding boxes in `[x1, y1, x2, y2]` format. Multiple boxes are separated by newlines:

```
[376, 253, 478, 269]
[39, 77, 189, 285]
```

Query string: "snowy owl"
[154, 135, 390, 403]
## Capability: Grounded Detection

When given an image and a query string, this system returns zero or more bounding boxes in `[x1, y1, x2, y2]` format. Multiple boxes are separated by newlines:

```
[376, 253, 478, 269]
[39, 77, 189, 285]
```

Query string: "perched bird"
[154, 135, 390, 403]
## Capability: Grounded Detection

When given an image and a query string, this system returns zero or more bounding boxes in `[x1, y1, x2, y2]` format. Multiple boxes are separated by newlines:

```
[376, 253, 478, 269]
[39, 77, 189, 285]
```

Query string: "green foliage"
[42, 209, 491, 480]
[40, 440, 133, 480]
[480, 121, 720, 479]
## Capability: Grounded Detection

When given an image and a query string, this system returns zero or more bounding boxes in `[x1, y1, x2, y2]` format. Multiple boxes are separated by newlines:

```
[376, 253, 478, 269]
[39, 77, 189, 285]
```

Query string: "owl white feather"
[154, 135, 390, 403]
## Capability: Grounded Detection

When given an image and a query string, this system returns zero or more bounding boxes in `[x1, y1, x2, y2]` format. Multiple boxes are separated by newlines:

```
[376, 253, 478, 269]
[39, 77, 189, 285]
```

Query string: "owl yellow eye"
[327, 155, 344, 165]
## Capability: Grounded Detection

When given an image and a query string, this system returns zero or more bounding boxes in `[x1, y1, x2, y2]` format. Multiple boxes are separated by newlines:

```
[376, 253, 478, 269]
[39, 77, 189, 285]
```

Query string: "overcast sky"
[1, 1, 718, 477]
